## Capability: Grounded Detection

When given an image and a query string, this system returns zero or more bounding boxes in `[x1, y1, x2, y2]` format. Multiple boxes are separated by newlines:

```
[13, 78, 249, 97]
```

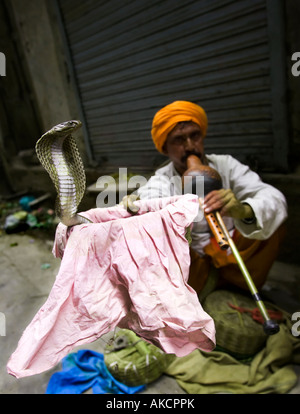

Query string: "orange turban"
[151, 101, 208, 153]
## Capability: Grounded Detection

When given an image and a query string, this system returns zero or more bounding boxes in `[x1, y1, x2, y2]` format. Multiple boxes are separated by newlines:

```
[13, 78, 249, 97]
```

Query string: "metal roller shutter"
[57, 0, 288, 173]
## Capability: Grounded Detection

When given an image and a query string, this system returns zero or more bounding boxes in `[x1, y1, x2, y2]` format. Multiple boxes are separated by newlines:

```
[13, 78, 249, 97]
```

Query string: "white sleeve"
[223, 155, 288, 240]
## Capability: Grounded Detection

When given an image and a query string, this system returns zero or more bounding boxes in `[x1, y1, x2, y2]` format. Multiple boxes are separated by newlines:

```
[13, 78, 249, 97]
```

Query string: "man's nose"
[184, 137, 195, 151]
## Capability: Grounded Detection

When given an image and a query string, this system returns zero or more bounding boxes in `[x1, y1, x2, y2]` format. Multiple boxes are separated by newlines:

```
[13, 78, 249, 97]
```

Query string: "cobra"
[35, 120, 93, 226]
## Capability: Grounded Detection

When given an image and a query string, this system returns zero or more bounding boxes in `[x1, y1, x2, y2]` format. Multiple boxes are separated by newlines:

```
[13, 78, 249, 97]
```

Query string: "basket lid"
[203, 289, 268, 358]
[104, 329, 174, 386]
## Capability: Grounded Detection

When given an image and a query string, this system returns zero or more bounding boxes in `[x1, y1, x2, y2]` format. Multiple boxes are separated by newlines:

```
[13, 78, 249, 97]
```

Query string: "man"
[136, 100, 288, 295]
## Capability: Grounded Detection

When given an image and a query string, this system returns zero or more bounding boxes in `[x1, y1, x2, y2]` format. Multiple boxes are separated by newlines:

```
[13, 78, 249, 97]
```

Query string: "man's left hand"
[202, 189, 254, 220]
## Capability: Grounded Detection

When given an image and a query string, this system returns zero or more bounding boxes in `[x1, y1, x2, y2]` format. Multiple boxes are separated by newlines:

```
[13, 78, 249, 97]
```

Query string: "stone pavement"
[0, 232, 299, 394]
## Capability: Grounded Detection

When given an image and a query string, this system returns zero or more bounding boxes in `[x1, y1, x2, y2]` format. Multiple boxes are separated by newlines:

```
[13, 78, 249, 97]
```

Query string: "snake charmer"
[136, 100, 288, 295]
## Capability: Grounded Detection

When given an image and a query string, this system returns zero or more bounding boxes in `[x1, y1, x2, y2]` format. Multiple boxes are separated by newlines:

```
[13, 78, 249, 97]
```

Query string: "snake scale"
[35, 120, 93, 226]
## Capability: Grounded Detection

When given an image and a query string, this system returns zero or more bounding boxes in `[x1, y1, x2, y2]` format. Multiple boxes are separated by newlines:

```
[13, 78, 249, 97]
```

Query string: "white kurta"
[137, 154, 288, 256]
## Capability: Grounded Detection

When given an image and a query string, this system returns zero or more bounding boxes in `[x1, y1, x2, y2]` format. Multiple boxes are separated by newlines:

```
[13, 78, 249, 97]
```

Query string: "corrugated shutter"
[57, 0, 287, 173]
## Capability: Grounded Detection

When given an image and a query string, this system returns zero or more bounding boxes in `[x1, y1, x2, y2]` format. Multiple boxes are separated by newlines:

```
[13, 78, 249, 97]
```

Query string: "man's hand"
[120, 194, 140, 215]
[202, 189, 254, 220]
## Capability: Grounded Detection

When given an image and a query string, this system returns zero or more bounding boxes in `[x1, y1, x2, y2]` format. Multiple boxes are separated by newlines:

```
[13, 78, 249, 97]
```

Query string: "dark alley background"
[0, 0, 300, 395]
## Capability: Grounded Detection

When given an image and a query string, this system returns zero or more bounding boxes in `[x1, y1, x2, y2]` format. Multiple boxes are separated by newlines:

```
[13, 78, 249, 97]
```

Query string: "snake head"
[46, 120, 82, 138]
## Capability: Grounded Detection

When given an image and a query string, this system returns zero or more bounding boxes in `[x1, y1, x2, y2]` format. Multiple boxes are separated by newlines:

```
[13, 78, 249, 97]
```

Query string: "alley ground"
[0, 230, 300, 394]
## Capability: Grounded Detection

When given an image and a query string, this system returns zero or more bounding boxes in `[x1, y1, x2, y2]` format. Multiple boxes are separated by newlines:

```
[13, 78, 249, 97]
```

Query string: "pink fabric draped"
[7, 194, 215, 378]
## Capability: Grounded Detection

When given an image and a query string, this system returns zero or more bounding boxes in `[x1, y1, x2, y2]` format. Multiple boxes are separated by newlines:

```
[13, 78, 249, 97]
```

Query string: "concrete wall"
[7, 0, 88, 163]
[1, 0, 91, 195]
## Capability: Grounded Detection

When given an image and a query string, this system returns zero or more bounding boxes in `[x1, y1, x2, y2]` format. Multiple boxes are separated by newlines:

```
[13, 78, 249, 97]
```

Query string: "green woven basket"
[104, 329, 175, 387]
[203, 289, 268, 359]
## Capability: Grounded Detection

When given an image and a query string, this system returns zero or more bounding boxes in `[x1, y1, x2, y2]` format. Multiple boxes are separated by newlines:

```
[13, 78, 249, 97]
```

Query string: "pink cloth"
[7, 194, 215, 378]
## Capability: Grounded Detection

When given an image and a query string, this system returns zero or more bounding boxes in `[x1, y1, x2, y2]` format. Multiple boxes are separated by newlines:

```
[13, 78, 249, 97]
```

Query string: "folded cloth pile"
[7, 194, 215, 378]
[164, 311, 300, 394]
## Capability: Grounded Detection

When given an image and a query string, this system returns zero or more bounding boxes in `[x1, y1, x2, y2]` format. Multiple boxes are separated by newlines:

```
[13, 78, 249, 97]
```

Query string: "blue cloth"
[46, 349, 145, 394]
[19, 195, 35, 212]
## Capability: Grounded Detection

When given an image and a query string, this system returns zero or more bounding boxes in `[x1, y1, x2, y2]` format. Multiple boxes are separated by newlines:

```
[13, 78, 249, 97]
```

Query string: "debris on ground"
[41, 263, 51, 270]
[0, 193, 57, 236]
